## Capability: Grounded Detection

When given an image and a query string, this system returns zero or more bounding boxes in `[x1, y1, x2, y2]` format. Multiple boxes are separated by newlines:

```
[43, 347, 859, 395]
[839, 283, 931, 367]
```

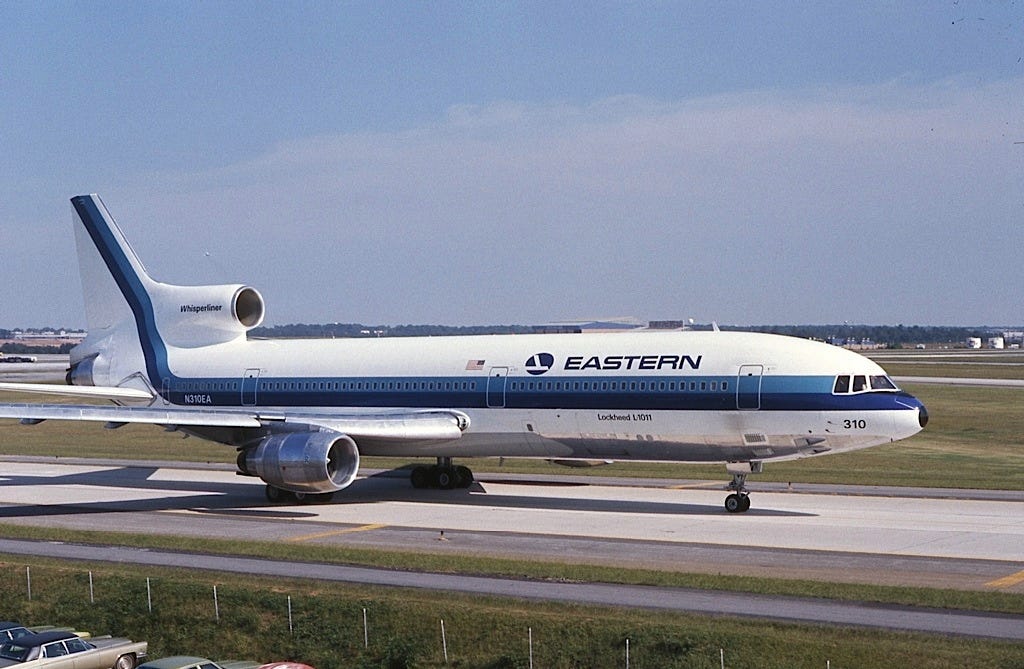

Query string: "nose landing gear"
[724, 461, 761, 513]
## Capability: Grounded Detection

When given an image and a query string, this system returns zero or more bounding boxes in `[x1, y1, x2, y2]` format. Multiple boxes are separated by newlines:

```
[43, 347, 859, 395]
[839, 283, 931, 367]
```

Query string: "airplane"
[0, 194, 928, 513]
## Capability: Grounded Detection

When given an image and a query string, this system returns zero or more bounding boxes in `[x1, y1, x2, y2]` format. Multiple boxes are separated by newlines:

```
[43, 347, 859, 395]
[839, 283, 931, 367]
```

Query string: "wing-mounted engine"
[151, 282, 265, 347]
[239, 430, 360, 494]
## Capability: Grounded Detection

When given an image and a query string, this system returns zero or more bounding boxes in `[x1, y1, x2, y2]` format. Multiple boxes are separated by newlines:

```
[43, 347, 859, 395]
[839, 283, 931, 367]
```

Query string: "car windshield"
[0, 643, 31, 662]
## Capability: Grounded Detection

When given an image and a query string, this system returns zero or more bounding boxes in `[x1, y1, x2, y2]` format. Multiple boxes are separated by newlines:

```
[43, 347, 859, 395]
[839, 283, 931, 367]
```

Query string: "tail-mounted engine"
[152, 282, 265, 347]
[239, 430, 360, 494]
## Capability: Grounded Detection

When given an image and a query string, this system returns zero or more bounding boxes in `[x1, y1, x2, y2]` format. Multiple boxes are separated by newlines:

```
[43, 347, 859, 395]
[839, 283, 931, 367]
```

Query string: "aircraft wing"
[0, 402, 466, 440]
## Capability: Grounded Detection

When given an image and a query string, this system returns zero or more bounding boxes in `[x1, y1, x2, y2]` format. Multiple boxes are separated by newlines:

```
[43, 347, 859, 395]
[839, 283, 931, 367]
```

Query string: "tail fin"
[69, 194, 265, 389]
[71, 195, 157, 337]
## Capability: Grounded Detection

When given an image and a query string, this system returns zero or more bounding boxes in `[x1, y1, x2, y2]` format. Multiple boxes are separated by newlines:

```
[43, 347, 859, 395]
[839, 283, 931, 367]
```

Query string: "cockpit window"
[870, 375, 898, 391]
[833, 374, 899, 394]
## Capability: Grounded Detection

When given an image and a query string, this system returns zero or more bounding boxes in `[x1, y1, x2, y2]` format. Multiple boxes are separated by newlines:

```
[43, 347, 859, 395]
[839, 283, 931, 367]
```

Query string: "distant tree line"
[252, 322, 1009, 347]
[250, 323, 539, 338]
[723, 324, 1004, 347]
[2, 323, 1015, 352]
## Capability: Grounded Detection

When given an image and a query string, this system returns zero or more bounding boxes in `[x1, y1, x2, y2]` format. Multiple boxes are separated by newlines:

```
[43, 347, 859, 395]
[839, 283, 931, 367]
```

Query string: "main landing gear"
[410, 457, 475, 490]
[724, 461, 762, 513]
[264, 485, 335, 504]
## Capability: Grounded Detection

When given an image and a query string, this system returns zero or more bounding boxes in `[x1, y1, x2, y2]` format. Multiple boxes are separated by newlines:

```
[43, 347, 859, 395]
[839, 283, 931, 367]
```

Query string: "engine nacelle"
[151, 282, 265, 347]
[241, 430, 360, 494]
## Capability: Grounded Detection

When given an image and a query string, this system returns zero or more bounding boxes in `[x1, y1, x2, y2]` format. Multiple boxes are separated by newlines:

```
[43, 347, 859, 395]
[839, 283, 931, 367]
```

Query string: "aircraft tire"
[435, 467, 458, 490]
[724, 493, 744, 513]
[410, 466, 431, 489]
[265, 484, 290, 504]
[739, 495, 751, 512]
[455, 465, 473, 488]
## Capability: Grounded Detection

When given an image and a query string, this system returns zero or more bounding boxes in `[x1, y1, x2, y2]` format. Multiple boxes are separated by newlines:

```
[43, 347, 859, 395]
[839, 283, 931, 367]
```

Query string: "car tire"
[114, 654, 136, 669]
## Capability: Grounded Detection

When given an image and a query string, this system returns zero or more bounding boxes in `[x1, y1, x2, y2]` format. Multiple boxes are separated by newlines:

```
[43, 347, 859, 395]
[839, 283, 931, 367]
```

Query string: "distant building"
[987, 337, 1005, 350]
[966, 337, 982, 349]
[532, 320, 645, 334]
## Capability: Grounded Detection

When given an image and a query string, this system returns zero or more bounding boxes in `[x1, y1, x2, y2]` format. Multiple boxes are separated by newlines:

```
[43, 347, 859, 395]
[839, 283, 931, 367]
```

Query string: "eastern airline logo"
[525, 353, 555, 375]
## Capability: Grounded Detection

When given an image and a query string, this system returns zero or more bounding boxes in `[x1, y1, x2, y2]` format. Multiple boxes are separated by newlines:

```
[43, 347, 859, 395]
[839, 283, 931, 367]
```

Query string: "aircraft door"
[736, 364, 763, 410]
[486, 367, 508, 408]
[242, 368, 260, 406]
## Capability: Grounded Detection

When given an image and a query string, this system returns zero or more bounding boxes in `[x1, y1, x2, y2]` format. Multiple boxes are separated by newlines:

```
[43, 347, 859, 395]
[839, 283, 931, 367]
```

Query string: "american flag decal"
[465, 359, 485, 370]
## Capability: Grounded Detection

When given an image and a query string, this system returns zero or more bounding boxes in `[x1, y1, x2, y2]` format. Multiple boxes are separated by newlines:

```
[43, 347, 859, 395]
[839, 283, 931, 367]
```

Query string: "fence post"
[528, 627, 533, 669]
[89, 571, 94, 604]
[26, 567, 31, 601]
[625, 638, 629, 669]
[213, 586, 220, 622]
[287, 596, 293, 634]
[362, 608, 368, 648]
[440, 619, 448, 664]
[146, 578, 152, 613]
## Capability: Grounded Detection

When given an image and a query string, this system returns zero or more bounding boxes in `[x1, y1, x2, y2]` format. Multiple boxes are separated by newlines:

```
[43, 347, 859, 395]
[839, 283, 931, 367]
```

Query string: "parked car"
[137, 658, 258, 669]
[137, 658, 313, 669]
[0, 630, 146, 669]
[0, 626, 30, 644]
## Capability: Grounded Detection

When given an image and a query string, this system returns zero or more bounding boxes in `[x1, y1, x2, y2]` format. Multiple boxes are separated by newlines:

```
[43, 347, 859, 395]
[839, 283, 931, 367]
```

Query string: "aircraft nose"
[898, 391, 928, 429]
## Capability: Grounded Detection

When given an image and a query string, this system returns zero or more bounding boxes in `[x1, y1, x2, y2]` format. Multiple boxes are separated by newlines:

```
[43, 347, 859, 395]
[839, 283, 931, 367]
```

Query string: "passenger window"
[852, 375, 867, 392]
[44, 643, 67, 658]
[833, 376, 851, 394]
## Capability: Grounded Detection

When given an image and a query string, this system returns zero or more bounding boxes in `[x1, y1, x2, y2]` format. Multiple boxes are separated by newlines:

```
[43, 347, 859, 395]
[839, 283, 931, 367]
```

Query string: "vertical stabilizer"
[72, 194, 156, 336]
[68, 194, 265, 391]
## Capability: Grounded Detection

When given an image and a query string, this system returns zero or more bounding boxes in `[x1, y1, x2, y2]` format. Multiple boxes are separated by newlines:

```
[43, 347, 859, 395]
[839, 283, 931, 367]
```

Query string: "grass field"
[2, 557, 1022, 669]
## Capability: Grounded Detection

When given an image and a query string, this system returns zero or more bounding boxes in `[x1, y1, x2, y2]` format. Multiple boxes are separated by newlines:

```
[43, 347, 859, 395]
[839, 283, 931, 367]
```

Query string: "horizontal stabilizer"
[0, 382, 155, 401]
[0, 404, 261, 428]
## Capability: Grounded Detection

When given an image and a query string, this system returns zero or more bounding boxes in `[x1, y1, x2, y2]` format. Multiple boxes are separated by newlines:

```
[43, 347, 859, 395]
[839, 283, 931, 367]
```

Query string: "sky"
[1, 1, 1022, 328]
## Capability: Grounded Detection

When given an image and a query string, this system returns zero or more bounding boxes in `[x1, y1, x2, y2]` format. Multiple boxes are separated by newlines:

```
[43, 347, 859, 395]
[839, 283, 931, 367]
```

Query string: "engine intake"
[241, 430, 359, 494]
[153, 282, 265, 347]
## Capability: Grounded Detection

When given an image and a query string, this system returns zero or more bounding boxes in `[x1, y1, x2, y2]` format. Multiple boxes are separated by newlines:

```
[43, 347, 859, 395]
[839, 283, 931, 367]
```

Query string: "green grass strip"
[1, 523, 1021, 616]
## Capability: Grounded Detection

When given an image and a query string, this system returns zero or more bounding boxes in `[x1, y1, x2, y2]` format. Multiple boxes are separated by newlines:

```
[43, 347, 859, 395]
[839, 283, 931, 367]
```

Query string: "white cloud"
[100, 77, 1024, 325]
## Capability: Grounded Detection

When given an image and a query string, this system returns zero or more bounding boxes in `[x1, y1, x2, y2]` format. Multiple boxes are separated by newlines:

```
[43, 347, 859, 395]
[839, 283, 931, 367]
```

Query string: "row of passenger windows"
[508, 379, 729, 392]
[174, 379, 730, 393]
[833, 374, 898, 394]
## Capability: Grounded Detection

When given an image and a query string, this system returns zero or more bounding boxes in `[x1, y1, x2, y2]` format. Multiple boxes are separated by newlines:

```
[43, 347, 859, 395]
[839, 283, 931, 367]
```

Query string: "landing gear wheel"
[265, 484, 290, 504]
[410, 466, 431, 489]
[455, 465, 474, 488]
[435, 467, 458, 490]
[724, 493, 751, 513]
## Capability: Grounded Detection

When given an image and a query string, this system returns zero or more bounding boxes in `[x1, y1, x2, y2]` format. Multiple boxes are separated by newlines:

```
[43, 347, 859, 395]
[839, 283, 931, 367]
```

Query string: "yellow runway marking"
[985, 569, 1024, 589]
[668, 481, 721, 489]
[288, 523, 387, 543]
